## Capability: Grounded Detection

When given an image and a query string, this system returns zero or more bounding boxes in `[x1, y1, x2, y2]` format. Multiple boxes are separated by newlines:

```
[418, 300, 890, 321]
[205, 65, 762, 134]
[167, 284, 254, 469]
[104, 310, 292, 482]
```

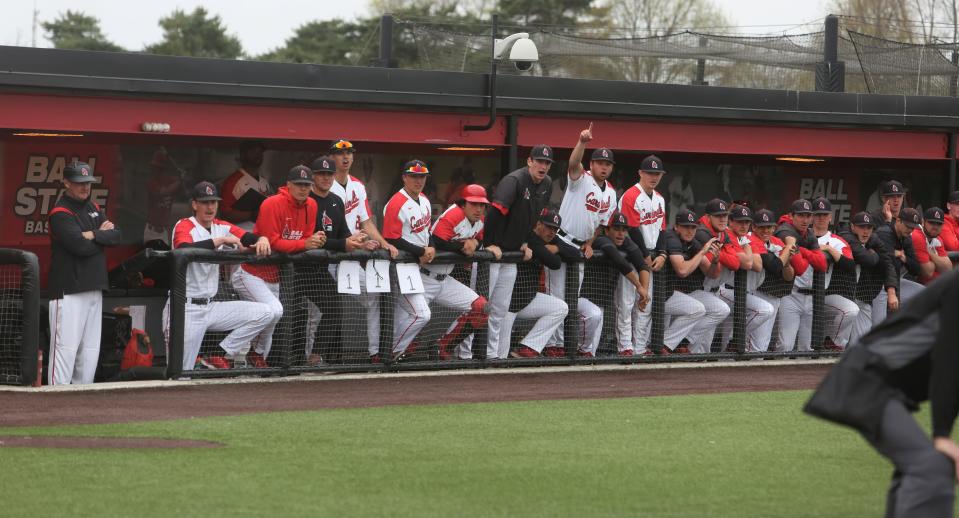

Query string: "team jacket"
[242, 187, 317, 283]
[694, 216, 742, 290]
[221, 168, 272, 222]
[330, 175, 373, 234]
[870, 209, 921, 284]
[941, 215, 959, 251]
[817, 230, 856, 289]
[48, 194, 122, 299]
[172, 217, 259, 299]
[558, 171, 615, 244]
[774, 215, 828, 289]
[310, 190, 349, 252]
[911, 226, 948, 285]
[510, 233, 578, 312]
[754, 234, 793, 298]
[618, 185, 666, 257]
[593, 235, 649, 277]
[430, 204, 484, 275]
[658, 230, 707, 295]
[834, 229, 896, 303]
[484, 167, 552, 251]
[383, 189, 432, 259]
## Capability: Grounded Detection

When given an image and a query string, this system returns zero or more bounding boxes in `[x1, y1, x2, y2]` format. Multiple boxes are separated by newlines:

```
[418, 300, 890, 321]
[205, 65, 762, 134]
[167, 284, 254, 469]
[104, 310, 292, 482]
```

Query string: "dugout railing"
[0, 249, 40, 386]
[166, 247, 846, 379]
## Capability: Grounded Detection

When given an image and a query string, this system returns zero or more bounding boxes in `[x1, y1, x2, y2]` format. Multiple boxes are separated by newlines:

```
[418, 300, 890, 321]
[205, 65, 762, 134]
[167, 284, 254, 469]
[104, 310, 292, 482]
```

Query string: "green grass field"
[0, 390, 945, 517]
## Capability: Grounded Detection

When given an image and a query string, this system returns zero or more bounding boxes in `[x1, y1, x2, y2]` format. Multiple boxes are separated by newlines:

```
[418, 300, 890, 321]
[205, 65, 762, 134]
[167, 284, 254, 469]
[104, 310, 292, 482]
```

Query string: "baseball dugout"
[0, 249, 41, 386]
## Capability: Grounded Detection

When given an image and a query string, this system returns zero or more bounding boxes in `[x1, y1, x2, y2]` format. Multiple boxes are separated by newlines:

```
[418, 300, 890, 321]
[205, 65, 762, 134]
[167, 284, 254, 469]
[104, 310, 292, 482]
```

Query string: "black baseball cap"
[752, 209, 777, 227]
[730, 205, 752, 221]
[330, 139, 355, 153]
[192, 181, 222, 201]
[287, 165, 313, 184]
[948, 191, 959, 204]
[311, 156, 336, 174]
[899, 207, 921, 229]
[606, 211, 628, 228]
[850, 211, 875, 227]
[403, 159, 430, 176]
[639, 155, 665, 174]
[704, 198, 730, 216]
[539, 208, 562, 229]
[675, 209, 698, 227]
[924, 207, 945, 224]
[63, 161, 97, 183]
[812, 197, 832, 214]
[591, 148, 615, 164]
[530, 145, 554, 163]
[880, 180, 906, 196]
[790, 199, 813, 214]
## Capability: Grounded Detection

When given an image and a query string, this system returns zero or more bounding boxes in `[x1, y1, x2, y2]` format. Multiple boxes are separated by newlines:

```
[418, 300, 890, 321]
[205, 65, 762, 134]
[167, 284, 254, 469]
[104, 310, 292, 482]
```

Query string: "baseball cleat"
[509, 345, 539, 358]
[198, 355, 231, 370]
[246, 351, 269, 369]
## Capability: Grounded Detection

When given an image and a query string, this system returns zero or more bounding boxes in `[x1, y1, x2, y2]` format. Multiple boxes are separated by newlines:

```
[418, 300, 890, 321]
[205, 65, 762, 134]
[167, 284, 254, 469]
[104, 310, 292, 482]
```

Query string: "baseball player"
[805, 269, 959, 518]
[617, 155, 667, 354]
[143, 149, 184, 246]
[592, 211, 650, 357]
[164, 182, 274, 371]
[502, 209, 572, 358]
[750, 209, 797, 351]
[220, 140, 272, 230]
[870, 181, 923, 324]
[911, 207, 953, 285]
[327, 139, 398, 362]
[482, 145, 553, 359]
[716, 205, 776, 352]
[774, 199, 828, 352]
[810, 197, 860, 351]
[47, 161, 122, 385]
[835, 211, 897, 344]
[543, 123, 614, 352]
[940, 191, 959, 251]
[298, 156, 368, 366]
[232, 165, 323, 368]
[655, 209, 727, 355]
[431, 184, 498, 361]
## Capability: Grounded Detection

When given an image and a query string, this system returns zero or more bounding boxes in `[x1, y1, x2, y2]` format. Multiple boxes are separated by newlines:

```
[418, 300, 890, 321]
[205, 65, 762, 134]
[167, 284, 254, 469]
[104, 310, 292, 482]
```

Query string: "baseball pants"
[871, 279, 924, 328]
[778, 290, 813, 352]
[849, 300, 872, 346]
[614, 274, 652, 353]
[48, 290, 102, 385]
[393, 273, 480, 356]
[231, 267, 283, 359]
[824, 294, 860, 347]
[352, 263, 382, 357]
[682, 290, 730, 354]
[498, 293, 568, 357]
[162, 298, 273, 371]
[296, 266, 341, 362]
[484, 262, 518, 359]
[717, 286, 776, 352]
[545, 262, 603, 353]
[754, 292, 783, 351]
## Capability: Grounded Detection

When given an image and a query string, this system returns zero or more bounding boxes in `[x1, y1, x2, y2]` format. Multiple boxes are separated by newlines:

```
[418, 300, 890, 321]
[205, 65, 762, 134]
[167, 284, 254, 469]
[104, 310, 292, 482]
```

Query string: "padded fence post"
[473, 260, 491, 361]
[276, 262, 297, 371]
[728, 269, 748, 354]
[650, 270, 667, 354]
[562, 259, 581, 358]
[166, 249, 189, 379]
[13, 250, 39, 386]
[811, 270, 826, 351]
[381, 257, 397, 368]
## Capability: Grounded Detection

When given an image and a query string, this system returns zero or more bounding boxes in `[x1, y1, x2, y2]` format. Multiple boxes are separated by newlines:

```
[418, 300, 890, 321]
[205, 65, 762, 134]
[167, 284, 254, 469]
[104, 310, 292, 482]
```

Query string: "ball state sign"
[4, 143, 118, 245]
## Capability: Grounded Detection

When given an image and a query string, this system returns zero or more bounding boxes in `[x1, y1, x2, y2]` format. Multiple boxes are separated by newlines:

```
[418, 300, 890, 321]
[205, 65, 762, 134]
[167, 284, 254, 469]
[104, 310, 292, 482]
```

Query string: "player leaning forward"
[384, 160, 489, 361]
[544, 123, 612, 354]
[47, 161, 122, 385]
[164, 182, 273, 371]
[232, 166, 325, 368]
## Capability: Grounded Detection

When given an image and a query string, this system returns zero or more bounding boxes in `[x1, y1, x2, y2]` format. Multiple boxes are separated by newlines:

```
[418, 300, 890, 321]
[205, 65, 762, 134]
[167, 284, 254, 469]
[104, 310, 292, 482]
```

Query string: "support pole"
[464, 14, 499, 132]
[376, 14, 396, 68]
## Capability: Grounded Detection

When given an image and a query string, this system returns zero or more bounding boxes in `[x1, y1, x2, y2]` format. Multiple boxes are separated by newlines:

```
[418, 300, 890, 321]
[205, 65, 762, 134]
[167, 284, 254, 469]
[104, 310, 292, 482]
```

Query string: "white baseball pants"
[393, 273, 480, 355]
[498, 293, 569, 357]
[545, 263, 603, 354]
[231, 267, 283, 359]
[162, 298, 273, 371]
[824, 294, 860, 347]
[717, 286, 776, 352]
[48, 290, 102, 385]
[683, 290, 731, 354]
[614, 274, 652, 353]
[485, 263, 518, 359]
[753, 292, 783, 351]
[778, 290, 813, 352]
[849, 299, 872, 346]
[871, 279, 924, 328]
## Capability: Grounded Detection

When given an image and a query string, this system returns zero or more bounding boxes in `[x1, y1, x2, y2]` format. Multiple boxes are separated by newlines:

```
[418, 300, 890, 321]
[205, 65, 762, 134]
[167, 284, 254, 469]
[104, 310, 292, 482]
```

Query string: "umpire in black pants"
[806, 269, 959, 517]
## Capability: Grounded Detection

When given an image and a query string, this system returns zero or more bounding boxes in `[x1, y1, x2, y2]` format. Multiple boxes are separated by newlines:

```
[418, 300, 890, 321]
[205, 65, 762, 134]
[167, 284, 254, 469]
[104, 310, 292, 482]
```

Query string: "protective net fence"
[0, 250, 40, 386]
[399, 19, 959, 96]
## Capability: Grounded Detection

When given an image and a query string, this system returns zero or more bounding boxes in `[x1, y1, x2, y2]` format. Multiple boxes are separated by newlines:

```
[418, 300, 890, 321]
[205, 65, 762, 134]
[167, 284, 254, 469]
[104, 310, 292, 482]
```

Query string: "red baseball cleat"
[509, 345, 539, 358]
[576, 350, 594, 358]
[542, 346, 565, 358]
[246, 351, 269, 369]
[199, 355, 231, 370]
[618, 349, 634, 357]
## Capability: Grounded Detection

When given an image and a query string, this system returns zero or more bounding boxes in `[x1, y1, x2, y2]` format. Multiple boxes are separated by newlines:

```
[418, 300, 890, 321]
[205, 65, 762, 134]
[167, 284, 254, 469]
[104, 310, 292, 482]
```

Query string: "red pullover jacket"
[242, 186, 317, 283]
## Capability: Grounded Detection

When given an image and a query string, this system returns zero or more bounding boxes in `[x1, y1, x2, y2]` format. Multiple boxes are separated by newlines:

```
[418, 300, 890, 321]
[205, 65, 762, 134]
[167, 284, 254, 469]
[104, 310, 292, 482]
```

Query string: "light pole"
[463, 14, 539, 132]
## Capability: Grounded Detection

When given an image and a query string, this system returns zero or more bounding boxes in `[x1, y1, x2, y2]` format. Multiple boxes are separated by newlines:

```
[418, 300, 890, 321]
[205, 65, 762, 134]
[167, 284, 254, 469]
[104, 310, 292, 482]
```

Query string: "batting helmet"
[460, 184, 489, 204]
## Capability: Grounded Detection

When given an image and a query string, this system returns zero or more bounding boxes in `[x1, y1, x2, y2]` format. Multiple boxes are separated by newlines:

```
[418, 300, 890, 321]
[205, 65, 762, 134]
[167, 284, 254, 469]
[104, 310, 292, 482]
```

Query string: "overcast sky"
[1, 0, 831, 56]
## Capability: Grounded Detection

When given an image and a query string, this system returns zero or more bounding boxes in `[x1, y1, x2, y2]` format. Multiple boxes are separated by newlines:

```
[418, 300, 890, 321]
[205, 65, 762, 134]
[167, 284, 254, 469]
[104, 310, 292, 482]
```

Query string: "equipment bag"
[121, 329, 154, 371]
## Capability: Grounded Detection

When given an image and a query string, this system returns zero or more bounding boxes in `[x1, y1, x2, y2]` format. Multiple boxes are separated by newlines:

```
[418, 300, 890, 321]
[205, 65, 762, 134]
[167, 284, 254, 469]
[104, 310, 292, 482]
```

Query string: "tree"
[258, 19, 381, 66]
[829, 0, 915, 41]
[497, 0, 595, 27]
[145, 7, 243, 59]
[42, 10, 123, 52]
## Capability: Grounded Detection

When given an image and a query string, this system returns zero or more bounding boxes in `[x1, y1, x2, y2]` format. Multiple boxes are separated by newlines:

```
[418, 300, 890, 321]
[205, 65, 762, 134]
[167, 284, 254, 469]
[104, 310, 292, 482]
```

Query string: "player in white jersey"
[328, 139, 399, 362]
[544, 123, 613, 353]
[615, 155, 667, 354]
[162, 182, 274, 372]
[811, 197, 860, 350]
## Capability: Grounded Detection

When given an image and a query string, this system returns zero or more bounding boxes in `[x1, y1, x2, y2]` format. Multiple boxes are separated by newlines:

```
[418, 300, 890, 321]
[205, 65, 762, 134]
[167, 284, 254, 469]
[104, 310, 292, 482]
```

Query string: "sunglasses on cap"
[332, 140, 354, 150]
[405, 163, 429, 174]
